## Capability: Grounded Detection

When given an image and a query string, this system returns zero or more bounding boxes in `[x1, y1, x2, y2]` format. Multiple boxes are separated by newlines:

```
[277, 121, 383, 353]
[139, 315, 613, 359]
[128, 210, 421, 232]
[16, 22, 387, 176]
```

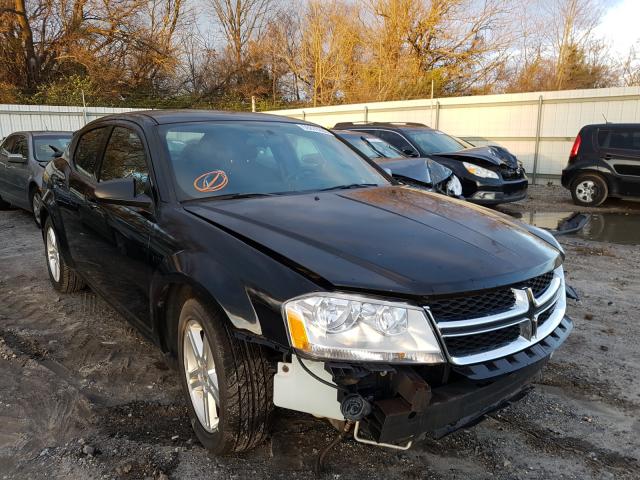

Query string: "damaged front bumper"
[273, 315, 573, 448]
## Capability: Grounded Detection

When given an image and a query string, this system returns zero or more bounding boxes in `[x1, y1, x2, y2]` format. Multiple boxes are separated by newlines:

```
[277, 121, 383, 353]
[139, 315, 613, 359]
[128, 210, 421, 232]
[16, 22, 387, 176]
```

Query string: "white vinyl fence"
[266, 86, 640, 183]
[0, 104, 140, 139]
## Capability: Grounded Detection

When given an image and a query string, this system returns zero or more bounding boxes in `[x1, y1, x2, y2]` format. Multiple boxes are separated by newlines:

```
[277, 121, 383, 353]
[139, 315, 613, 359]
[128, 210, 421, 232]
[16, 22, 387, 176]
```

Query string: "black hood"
[434, 145, 519, 168]
[184, 186, 560, 297]
[373, 157, 453, 186]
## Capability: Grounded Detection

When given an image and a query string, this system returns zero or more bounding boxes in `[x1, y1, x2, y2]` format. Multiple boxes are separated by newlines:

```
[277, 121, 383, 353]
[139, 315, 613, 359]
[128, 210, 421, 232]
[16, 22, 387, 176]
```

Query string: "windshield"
[159, 121, 387, 200]
[340, 134, 406, 159]
[340, 135, 383, 158]
[365, 136, 405, 158]
[33, 135, 72, 161]
[405, 130, 471, 154]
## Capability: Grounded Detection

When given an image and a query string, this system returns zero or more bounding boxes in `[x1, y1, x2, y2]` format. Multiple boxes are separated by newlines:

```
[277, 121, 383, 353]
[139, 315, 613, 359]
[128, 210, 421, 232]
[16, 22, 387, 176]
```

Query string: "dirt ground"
[1, 185, 639, 480]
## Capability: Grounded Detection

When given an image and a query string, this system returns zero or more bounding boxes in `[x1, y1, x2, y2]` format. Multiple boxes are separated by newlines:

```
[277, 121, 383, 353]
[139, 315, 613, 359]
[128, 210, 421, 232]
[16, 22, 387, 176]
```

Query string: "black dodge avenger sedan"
[40, 111, 572, 454]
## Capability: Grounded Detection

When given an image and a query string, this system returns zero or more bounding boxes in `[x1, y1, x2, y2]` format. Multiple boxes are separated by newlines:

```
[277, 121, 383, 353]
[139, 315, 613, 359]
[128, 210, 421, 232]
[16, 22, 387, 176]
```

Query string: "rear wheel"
[571, 173, 608, 207]
[177, 298, 273, 454]
[0, 195, 10, 210]
[44, 218, 86, 293]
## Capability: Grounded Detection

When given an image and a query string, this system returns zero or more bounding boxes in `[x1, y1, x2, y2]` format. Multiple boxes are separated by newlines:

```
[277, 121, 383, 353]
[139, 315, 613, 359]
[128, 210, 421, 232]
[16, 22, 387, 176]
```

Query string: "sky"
[596, 0, 640, 56]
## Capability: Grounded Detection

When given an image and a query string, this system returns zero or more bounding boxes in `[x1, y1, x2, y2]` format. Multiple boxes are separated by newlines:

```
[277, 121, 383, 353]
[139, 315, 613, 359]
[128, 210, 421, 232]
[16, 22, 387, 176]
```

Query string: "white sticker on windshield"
[297, 124, 333, 135]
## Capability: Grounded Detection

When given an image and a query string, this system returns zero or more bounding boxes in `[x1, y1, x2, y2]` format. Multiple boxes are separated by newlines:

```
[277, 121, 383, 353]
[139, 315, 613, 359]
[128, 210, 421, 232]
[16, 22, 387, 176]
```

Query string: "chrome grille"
[428, 271, 555, 322]
[426, 267, 566, 365]
[445, 325, 520, 357]
[517, 271, 554, 298]
[428, 289, 515, 322]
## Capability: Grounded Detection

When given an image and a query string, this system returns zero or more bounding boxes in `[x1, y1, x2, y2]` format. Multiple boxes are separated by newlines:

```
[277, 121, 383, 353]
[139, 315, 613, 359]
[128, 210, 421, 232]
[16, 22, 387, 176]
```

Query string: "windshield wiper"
[360, 137, 386, 158]
[317, 183, 379, 192]
[184, 192, 278, 203]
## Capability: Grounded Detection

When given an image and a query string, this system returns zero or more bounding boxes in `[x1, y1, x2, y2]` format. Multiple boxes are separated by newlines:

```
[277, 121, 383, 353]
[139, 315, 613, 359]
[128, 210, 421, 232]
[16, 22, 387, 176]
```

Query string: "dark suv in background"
[562, 123, 640, 206]
[333, 122, 528, 205]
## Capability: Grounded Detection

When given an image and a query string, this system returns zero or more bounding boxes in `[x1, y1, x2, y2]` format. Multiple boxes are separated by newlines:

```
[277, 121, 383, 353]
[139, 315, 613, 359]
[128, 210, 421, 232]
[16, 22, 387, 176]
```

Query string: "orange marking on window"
[193, 170, 228, 192]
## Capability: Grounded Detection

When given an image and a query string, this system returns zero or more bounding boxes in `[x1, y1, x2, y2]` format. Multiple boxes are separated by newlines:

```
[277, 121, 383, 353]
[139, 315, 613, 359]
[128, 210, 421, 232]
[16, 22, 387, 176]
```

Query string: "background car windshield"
[366, 137, 405, 157]
[406, 130, 471, 154]
[342, 135, 384, 158]
[34, 135, 72, 161]
[159, 121, 387, 199]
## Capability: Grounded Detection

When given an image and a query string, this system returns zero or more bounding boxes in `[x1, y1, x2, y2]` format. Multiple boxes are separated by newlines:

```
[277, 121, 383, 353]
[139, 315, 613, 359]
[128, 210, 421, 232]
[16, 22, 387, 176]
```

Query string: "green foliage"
[29, 76, 102, 107]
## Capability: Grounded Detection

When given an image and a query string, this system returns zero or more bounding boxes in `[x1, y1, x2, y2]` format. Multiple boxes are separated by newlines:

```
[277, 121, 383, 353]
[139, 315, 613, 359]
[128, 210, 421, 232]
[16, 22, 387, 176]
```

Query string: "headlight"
[283, 293, 444, 363]
[446, 175, 462, 196]
[463, 162, 499, 179]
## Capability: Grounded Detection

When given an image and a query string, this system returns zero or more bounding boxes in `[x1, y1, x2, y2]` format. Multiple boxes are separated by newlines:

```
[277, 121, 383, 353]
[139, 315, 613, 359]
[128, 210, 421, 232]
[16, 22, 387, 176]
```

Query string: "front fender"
[148, 214, 326, 351]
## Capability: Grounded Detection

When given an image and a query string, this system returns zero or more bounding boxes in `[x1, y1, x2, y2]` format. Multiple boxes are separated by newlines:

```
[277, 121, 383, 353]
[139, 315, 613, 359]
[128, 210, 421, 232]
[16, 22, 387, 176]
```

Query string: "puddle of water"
[515, 212, 640, 246]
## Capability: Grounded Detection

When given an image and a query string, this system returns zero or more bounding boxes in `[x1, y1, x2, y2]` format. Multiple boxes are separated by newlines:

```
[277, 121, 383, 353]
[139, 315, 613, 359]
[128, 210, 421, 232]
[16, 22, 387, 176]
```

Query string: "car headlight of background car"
[446, 175, 462, 196]
[463, 162, 499, 179]
[283, 293, 444, 363]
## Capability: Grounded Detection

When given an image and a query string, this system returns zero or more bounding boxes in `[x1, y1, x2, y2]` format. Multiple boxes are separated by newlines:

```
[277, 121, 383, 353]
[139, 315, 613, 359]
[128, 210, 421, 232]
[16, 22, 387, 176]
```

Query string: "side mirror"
[7, 153, 26, 164]
[402, 148, 419, 157]
[94, 178, 152, 209]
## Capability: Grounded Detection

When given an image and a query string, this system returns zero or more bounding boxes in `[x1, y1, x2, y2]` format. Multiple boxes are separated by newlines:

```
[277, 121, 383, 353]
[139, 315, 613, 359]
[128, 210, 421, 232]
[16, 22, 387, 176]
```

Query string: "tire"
[571, 173, 608, 207]
[44, 217, 86, 293]
[177, 298, 273, 454]
[0, 195, 10, 210]
[31, 189, 43, 227]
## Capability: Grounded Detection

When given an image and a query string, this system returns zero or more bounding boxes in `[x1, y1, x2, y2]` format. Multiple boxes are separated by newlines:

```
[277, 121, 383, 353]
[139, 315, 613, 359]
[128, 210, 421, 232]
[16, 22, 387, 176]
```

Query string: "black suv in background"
[561, 123, 640, 206]
[334, 122, 528, 205]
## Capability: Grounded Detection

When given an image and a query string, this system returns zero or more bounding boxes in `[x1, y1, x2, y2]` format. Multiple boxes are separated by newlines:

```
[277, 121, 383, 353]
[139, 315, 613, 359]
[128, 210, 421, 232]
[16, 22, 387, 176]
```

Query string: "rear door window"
[75, 127, 110, 179]
[99, 127, 150, 196]
[598, 128, 640, 151]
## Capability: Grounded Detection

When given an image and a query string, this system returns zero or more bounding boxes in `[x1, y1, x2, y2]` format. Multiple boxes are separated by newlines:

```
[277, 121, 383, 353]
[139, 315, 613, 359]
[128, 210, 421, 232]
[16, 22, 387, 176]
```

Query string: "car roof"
[9, 131, 73, 136]
[92, 109, 315, 126]
[332, 129, 379, 138]
[582, 123, 640, 129]
[334, 122, 433, 131]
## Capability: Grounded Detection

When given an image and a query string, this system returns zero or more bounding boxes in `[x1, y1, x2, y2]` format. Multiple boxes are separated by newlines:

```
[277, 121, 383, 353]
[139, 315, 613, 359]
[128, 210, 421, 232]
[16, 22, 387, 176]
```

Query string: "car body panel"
[184, 186, 559, 297]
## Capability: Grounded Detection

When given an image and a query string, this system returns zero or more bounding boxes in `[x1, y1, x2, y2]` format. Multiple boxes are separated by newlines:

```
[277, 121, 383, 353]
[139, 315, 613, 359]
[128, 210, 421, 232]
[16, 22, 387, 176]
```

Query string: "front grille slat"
[445, 325, 521, 357]
[428, 271, 554, 322]
[427, 270, 558, 360]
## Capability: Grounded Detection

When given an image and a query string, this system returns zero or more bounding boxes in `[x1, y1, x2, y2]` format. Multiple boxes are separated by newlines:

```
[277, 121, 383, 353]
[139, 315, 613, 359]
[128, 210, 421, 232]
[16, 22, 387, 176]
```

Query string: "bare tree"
[208, 0, 274, 67]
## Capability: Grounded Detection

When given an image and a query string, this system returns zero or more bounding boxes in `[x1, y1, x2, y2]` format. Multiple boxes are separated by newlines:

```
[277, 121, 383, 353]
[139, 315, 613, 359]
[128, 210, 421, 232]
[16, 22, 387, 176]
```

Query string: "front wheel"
[44, 218, 86, 293]
[31, 190, 43, 227]
[177, 298, 274, 454]
[571, 173, 608, 207]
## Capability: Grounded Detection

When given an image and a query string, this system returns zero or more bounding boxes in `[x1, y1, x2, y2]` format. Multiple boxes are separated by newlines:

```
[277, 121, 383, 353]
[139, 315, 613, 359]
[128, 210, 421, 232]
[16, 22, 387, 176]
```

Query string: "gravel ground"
[1, 186, 639, 480]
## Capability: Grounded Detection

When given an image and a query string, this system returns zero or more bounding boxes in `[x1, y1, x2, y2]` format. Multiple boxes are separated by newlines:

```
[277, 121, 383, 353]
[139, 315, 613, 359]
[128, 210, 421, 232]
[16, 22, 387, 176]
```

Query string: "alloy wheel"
[46, 226, 61, 282]
[575, 180, 596, 204]
[32, 192, 42, 226]
[183, 319, 220, 432]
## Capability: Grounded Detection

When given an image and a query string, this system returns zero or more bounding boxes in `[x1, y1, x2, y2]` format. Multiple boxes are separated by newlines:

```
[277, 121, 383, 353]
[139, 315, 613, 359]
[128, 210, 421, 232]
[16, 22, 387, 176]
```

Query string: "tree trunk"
[14, 0, 38, 89]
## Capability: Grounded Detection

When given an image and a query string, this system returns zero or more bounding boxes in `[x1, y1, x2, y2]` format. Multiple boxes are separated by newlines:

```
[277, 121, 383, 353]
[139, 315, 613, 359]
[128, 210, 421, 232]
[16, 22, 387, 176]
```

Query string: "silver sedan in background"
[0, 131, 72, 226]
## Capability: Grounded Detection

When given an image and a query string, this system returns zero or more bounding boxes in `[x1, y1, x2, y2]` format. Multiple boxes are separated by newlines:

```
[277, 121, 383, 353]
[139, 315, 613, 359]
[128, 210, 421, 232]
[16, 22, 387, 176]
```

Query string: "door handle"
[602, 154, 612, 160]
